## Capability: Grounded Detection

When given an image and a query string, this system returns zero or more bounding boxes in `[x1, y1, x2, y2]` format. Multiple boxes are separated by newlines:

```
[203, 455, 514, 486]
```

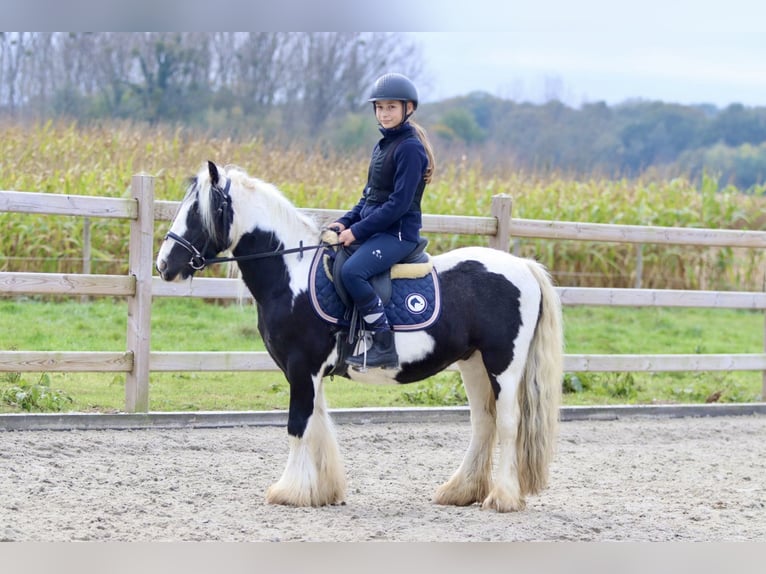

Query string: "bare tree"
[0, 32, 29, 114]
[128, 32, 213, 123]
[2, 32, 56, 119]
[26, 33, 56, 117]
[59, 33, 102, 95]
[284, 32, 422, 134]
[91, 33, 144, 117]
[210, 32, 239, 90]
[0, 32, 422, 132]
[235, 32, 289, 111]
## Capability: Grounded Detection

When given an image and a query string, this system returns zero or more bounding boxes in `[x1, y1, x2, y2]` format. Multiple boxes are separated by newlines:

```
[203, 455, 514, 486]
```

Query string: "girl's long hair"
[410, 120, 436, 184]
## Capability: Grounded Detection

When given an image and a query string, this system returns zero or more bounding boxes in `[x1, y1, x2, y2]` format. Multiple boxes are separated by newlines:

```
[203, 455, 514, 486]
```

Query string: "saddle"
[329, 236, 431, 308]
[308, 230, 442, 376]
[309, 230, 441, 332]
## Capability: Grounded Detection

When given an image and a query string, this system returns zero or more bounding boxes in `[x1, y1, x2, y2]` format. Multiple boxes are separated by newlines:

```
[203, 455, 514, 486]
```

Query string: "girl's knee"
[340, 262, 360, 286]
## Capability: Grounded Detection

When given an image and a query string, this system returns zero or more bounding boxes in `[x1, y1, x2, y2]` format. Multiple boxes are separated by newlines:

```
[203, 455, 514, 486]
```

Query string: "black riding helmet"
[368, 73, 418, 127]
[368, 72, 419, 109]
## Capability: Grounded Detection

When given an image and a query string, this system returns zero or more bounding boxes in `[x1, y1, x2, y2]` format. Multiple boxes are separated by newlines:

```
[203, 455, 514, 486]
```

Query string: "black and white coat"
[156, 161, 563, 512]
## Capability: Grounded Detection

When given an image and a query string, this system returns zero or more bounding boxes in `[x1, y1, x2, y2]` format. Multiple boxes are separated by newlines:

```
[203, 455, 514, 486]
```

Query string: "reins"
[164, 231, 341, 271]
[207, 241, 337, 268]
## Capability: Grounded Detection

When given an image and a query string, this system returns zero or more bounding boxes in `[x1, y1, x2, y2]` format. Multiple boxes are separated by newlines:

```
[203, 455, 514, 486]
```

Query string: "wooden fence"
[2, 175, 766, 412]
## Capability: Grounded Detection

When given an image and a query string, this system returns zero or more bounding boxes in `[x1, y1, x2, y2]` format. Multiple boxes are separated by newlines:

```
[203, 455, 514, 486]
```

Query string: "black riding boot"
[347, 328, 399, 369]
[347, 296, 398, 368]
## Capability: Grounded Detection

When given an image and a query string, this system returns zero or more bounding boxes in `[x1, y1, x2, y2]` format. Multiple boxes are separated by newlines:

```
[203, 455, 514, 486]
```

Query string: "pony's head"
[156, 160, 233, 281]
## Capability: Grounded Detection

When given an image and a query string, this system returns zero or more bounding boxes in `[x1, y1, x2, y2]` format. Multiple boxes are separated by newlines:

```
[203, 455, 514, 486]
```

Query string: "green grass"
[562, 306, 764, 405]
[0, 297, 763, 413]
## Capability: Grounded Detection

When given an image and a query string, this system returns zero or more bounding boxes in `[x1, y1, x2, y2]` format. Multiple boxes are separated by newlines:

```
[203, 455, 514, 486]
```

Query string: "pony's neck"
[229, 173, 319, 250]
[227, 171, 319, 303]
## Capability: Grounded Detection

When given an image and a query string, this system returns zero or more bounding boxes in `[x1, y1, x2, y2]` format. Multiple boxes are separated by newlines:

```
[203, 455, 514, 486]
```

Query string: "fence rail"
[508, 217, 766, 247]
[2, 180, 766, 412]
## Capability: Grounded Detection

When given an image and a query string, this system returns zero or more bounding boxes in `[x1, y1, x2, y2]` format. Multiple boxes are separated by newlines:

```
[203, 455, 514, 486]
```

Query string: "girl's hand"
[338, 228, 356, 246]
[328, 222, 346, 232]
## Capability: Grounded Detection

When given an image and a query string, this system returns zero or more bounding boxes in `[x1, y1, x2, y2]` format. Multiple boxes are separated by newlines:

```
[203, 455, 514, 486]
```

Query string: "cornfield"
[2, 120, 766, 290]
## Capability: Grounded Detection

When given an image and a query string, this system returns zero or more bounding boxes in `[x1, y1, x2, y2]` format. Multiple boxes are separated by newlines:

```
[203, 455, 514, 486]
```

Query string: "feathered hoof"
[265, 481, 345, 508]
[481, 489, 526, 513]
[433, 478, 487, 507]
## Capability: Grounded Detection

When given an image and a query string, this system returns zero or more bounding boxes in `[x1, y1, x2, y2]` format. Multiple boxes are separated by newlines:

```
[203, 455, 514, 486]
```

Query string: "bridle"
[164, 230, 209, 270]
[165, 231, 335, 271]
[163, 177, 339, 272]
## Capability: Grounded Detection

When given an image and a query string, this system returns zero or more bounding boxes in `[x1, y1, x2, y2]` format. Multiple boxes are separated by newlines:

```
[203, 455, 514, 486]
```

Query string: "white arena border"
[0, 403, 765, 432]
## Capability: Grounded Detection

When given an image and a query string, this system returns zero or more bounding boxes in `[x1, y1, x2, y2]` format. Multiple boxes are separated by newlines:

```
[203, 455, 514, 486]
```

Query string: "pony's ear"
[207, 161, 220, 186]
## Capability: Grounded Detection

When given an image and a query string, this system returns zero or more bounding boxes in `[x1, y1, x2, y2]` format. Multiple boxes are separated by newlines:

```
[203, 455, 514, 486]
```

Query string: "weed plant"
[1, 371, 73, 412]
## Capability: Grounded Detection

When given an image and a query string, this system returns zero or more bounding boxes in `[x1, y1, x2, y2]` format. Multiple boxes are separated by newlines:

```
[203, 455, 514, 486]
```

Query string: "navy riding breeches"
[339, 232, 417, 308]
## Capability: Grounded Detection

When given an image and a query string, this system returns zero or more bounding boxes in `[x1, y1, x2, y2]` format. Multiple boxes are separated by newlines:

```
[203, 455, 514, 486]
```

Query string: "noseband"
[165, 230, 208, 270]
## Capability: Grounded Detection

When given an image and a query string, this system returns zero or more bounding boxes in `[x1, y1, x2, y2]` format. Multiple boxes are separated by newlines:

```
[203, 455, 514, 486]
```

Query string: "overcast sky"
[5, 0, 765, 109]
[407, 1, 766, 108]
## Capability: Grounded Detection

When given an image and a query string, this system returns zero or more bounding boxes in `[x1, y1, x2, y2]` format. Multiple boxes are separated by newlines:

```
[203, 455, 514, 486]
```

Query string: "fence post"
[635, 244, 643, 289]
[489, 194, 513, 252]
[125, 174, 154, 412]
[81, 217, 91, 303]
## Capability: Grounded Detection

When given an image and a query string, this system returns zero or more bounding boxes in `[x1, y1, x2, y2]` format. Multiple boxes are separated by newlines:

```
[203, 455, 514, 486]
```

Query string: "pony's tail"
[516, 260, 564, 496]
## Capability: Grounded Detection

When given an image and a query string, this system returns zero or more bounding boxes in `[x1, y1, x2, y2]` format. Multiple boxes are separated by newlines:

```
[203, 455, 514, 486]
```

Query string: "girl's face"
[375, 100, 412, 128]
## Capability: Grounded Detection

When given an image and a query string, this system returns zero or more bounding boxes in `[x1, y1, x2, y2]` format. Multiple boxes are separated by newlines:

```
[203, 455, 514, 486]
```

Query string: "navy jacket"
[336, 123, 428, 243]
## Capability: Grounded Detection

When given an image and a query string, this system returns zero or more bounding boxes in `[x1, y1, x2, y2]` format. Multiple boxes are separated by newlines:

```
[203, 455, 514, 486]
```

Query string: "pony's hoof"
[481, 491, 526, 513]
[266, 482, 345, 507]
[265, 484, 305, 507]
[433, 481, 484, 507]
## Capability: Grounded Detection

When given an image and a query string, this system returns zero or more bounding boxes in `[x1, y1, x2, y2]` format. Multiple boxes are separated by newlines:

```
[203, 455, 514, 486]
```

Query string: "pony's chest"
[256, 294, 329, 355]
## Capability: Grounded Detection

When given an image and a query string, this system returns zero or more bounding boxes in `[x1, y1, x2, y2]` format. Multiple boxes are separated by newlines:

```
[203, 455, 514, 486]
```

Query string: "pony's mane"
[195, 163, 319, 247]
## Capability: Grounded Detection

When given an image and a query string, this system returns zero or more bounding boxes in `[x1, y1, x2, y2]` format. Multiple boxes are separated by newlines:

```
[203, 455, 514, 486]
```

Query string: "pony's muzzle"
[155, 258, 174, 281]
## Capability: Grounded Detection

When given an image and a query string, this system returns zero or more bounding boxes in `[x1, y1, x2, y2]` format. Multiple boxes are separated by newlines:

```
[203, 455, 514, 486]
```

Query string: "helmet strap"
[403, 101, 414, 123]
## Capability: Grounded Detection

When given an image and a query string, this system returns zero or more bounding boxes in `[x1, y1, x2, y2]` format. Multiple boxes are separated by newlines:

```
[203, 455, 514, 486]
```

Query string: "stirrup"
[347, 329, 398, 370]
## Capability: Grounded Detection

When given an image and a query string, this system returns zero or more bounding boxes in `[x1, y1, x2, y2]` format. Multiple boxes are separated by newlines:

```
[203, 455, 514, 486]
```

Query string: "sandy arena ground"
[1, 414, 764, 541]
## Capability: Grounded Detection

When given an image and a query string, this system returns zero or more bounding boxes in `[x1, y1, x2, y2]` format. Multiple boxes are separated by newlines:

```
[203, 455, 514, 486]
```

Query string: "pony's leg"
[266, 375, 346, 507]
[481, 364, 526, 512]
[433, 351, 496, 506]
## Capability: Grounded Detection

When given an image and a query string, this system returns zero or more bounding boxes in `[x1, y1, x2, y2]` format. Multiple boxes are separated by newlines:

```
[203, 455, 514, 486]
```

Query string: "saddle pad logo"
[405, 293, 428, 314]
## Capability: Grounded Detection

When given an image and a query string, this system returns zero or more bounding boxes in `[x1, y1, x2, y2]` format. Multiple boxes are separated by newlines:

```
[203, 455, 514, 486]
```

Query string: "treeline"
[2, 32, 765, 189]
[0, 32, 420, 137]
[426, 94, 766, 189]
